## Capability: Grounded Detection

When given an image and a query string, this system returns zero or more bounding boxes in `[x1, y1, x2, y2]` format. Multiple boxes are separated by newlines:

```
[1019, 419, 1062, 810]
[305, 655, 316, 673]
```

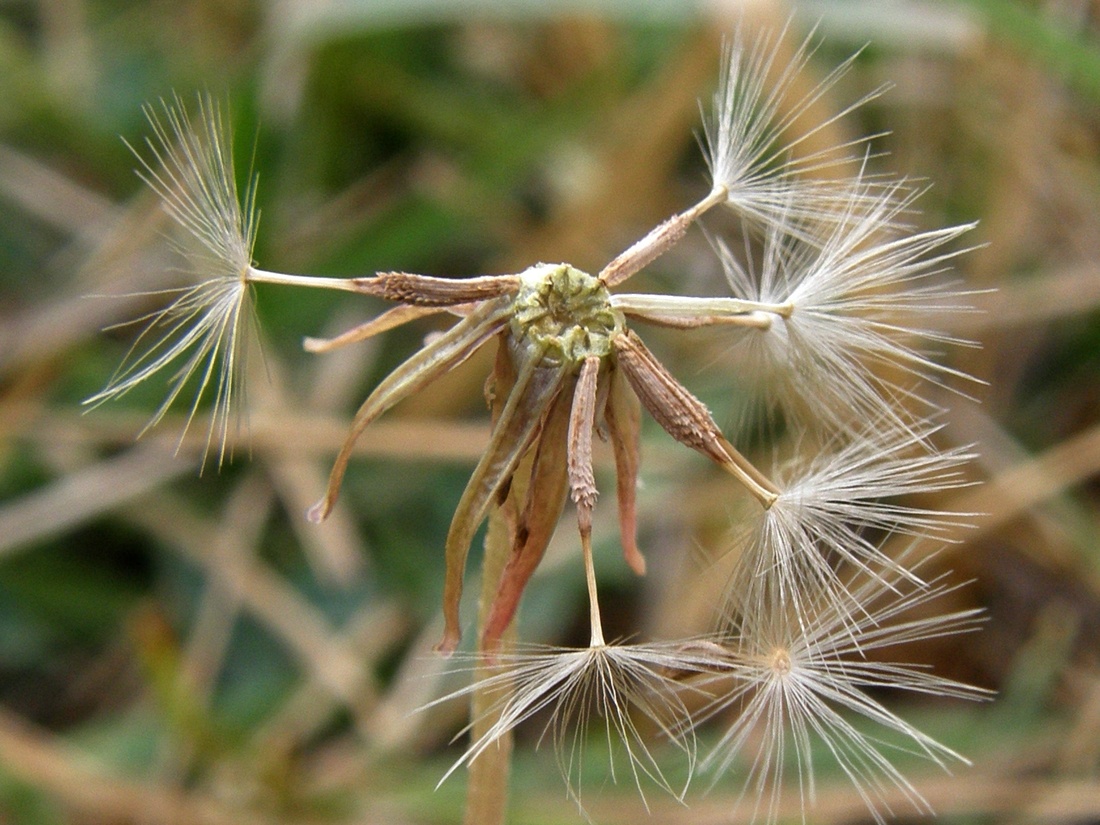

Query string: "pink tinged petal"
[308, 297, 511, 524]
[437, 352, 569, 655]
[484, 332, 517, 421]
[604, 366, 645, 575]
[480, 382, 574, 652]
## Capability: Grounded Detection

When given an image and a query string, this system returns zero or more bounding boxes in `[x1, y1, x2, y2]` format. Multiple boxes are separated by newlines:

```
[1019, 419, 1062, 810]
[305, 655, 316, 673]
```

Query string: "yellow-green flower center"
[509, 263, 624, 367]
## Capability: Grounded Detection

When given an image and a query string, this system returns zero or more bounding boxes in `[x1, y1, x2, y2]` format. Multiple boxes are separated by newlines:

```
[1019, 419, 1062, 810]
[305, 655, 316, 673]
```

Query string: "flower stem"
[583, 531, 605, 648]
[462, 377, 535, 825]
[612, 293, 794, 328]
[248, 268, 368, 293]
[463, 503, 517, 825]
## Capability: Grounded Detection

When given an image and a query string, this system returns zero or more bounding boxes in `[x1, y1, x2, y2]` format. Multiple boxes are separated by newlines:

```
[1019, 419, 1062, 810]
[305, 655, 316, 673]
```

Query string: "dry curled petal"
[309, 297, 512, 524]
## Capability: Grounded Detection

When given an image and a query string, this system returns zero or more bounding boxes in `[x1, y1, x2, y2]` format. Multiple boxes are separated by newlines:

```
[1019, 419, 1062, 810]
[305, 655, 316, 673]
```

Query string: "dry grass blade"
[0, 707, 268, 825]
[0, 441, 193, 559]
[947, 419, 1100, 561]
[0, 143, 116, 238]
[122, 491, 374, 718]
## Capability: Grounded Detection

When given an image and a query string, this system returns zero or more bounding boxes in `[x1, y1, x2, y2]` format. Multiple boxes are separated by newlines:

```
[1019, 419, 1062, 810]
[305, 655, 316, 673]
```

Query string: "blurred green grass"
[2, 1, 1100, 823]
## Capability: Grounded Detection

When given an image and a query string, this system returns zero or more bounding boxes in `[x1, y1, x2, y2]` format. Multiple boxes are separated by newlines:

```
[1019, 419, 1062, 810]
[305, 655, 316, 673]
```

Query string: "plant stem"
[462, 503, 515, 825]
[248, 268, 366, 292]
[583, 531, 605, 648]
[462, 453, 531, 825]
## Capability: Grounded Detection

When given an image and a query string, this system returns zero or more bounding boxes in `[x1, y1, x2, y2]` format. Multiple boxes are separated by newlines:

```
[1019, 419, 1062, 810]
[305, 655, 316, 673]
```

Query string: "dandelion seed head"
[87, 30, 990, 824]
[509, 263, 624, 366]
[715, 178, 978, 432]
[698, 562, 989, 824]
[425, 640, 724, 811]
[85, 94, 260, 467]
[703, 24, 892, 238]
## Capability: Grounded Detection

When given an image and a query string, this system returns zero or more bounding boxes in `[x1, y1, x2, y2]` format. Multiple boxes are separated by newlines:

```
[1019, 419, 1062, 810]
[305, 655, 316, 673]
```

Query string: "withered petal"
[304, 303, 446, 353]
[481, 380, 574, 652]
[604, 365, 646, 575]
[438, 351, 569, 654]
[309, 297, 511, 523]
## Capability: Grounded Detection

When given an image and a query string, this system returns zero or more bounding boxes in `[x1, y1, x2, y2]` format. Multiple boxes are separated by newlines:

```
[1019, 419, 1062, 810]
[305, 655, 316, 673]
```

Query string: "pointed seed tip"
[306, 499, 329, 524]
[623, 545, 646, 576]
[434, 632, 460, 657]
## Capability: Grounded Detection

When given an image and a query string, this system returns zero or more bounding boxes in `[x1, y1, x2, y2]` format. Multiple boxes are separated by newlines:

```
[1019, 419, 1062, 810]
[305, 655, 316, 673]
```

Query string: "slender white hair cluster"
[714, 179, 979, 433]
[84, 95, 260, 466]
[702, 561, 986, 825]
[90, 25, 987, 825]
[729, 422, 978, 614]
[427, 640, 718, 808]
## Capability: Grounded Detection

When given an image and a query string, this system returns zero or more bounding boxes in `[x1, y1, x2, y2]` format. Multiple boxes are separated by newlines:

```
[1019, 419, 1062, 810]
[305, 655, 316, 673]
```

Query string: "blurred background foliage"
[1, 0, 1100, 823]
